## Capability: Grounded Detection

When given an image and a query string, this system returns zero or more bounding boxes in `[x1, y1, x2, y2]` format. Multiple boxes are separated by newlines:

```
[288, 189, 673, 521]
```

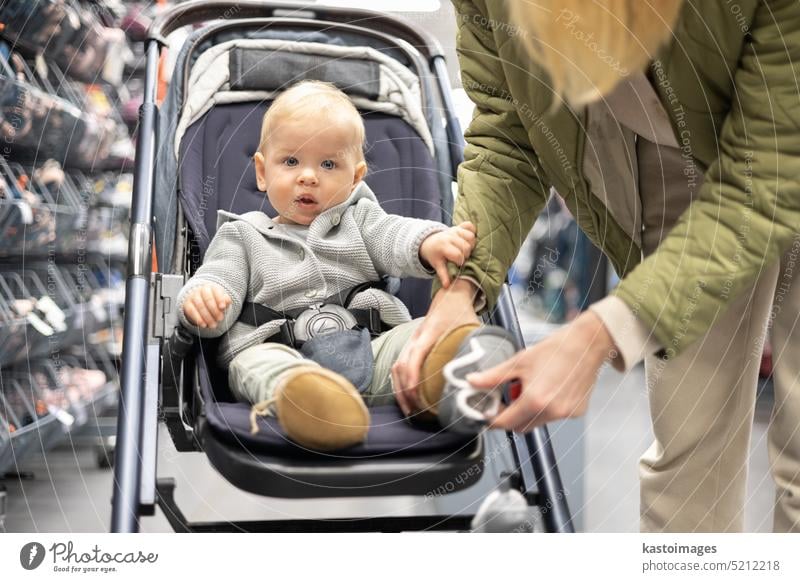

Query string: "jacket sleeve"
[612, 0, 800, 358]
[176, 222, 250, 338]
[431, 0, 551, 310]
[352, 198, 447, 279]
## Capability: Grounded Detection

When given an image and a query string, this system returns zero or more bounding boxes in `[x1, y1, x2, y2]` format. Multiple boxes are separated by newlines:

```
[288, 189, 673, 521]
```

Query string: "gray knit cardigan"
[176, 182, 447, 367]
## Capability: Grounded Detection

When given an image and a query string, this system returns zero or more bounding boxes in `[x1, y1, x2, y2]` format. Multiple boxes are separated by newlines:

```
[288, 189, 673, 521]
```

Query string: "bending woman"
[392, 0, 800, 532]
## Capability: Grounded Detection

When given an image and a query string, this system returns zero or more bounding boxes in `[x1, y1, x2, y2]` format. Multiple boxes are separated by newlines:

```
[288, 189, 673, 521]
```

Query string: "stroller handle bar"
[148, 0, 445, 59]
[147, 0, 464, 171]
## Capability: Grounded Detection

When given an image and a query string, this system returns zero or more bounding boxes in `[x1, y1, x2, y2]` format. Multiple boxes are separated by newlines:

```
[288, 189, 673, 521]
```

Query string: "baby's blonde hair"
[508, 0, 684, 106]
[258, 80, 366, 162]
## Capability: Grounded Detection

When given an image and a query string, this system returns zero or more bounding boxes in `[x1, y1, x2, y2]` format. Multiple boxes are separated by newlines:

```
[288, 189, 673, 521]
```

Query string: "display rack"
[0, 1, 144, 527]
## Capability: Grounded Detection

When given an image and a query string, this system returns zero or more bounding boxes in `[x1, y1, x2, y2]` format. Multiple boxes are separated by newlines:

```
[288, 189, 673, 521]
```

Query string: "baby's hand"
[182, 283, 232, 329]
[419, 221, 477, 288]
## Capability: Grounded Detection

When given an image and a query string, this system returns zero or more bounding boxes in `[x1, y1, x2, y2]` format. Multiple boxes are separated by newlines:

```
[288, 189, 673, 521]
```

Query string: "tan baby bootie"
[417, 323, 481, 416]
[267, 366, 370, 451]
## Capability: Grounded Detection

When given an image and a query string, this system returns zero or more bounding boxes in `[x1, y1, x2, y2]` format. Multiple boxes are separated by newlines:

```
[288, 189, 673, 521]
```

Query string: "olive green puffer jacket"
[444, 0, 800, 358]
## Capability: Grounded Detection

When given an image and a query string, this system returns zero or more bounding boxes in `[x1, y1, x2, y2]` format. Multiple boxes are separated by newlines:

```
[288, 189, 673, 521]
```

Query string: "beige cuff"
[588, 295, 663, 372]
[455, 276, 487, 312]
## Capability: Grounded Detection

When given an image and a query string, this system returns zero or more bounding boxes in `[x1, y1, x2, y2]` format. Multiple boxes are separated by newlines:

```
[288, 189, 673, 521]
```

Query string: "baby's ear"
[353, 161, 367, 185]
[253, 151, 268, 191]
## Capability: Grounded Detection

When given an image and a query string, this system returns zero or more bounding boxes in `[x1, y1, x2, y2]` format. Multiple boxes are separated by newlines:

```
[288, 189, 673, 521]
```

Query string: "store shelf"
[0, 0, 142, 482]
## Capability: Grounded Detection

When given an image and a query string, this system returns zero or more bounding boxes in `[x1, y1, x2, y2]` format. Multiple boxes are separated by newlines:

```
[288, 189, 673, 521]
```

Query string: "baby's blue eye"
[321, 159, 336, 170]
[284, 157, 298, 167]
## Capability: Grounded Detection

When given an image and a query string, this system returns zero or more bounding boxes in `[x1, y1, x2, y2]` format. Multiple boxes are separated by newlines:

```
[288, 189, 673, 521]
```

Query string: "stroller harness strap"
[238, 279, 392, 348]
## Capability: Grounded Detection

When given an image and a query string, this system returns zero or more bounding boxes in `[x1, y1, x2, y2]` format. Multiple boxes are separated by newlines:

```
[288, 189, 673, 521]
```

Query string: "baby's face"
[254, 117, 366, 225]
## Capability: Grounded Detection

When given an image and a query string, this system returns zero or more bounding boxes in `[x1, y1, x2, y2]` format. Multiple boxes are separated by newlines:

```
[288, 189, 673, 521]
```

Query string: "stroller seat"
[181, 92, 483, 494]
[113, 0, 572, 533]
[202, 403, 483, 499]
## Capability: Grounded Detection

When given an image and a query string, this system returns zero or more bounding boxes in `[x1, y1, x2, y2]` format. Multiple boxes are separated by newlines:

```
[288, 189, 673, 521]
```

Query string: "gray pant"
[228, 318, 422, 407]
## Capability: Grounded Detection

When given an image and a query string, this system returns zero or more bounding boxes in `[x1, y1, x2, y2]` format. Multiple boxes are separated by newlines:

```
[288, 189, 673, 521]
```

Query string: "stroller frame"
[112, 0, 574, 533]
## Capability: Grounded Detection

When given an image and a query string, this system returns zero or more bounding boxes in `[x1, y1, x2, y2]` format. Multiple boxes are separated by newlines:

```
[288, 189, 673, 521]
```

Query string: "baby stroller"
[112, 0, 573, 533]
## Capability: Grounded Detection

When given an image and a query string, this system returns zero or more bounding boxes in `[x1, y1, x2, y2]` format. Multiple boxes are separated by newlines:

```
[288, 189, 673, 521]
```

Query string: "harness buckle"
[292, 303, 359, 343]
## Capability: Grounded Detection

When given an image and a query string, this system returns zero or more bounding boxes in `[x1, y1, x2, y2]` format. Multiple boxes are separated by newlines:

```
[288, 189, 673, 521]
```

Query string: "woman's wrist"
[450, 277, 479, 296]
[576, 310, 619, 362]
[431, 277, 481, 317]
[433, 276, 477, 299]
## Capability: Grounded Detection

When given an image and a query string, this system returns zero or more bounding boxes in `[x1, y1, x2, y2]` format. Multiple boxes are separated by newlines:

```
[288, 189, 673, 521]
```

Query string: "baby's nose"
[298, 168, 318, 185]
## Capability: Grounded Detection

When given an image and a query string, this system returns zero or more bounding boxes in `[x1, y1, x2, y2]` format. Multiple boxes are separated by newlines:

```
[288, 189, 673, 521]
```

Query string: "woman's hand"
[182, 283, 232, 329]
[391, 278, 481, 415]
[418, 221, 476, 288]
[467, 311, 618, 432]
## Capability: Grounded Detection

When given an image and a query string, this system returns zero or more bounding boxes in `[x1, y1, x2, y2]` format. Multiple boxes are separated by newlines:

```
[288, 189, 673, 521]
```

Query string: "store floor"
[2, 351, 776, 533]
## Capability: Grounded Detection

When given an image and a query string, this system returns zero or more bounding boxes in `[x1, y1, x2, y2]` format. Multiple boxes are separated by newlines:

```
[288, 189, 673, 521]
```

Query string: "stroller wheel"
[96, 444, 115, 470]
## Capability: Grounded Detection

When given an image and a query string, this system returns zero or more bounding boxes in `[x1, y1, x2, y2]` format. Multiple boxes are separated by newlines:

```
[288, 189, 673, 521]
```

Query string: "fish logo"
[20, 542, 46, 570]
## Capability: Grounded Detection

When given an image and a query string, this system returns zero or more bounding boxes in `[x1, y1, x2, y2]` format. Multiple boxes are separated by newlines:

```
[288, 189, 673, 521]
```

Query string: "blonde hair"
[258, 80, 366, 161]
[508, 0, 684, 106]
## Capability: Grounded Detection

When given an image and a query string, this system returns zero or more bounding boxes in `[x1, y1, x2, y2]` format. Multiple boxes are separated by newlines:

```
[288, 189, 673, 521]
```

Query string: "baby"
[177, 80, 477, 451]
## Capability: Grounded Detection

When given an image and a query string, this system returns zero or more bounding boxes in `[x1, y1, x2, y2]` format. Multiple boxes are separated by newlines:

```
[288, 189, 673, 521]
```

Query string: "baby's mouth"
[294, 194, 318, 208]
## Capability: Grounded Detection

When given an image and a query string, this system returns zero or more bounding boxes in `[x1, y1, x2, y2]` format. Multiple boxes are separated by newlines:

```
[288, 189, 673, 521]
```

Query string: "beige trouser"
[635, 138, 800, 532]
